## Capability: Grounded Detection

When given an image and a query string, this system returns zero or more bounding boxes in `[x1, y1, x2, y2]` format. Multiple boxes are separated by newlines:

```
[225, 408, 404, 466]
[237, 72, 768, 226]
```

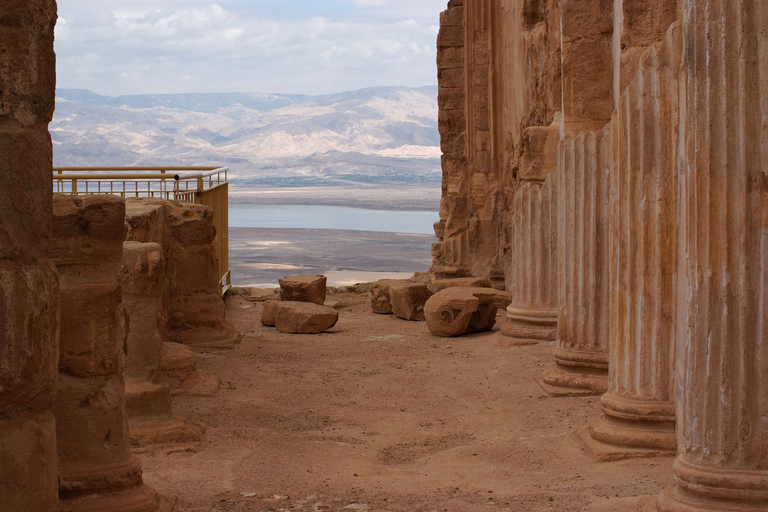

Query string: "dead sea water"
[229, 205, 438, 235]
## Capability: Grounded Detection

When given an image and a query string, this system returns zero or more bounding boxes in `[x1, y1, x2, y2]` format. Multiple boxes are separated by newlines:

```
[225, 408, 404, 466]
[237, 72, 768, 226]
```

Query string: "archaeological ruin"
[1, 0, 767, 510]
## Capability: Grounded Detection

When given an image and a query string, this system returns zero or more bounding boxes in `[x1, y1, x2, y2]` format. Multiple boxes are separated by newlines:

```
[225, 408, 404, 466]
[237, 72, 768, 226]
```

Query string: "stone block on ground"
[261, 300, 279, 327]
[389, 281, 432, 321]
[429, 277, 493, 293]
[424, 287, 512, 337]
[278, 274, 327, 305]
[161, 342, 220, 397]
[274, 301, 339, 334]
[369, 279, 402, 314]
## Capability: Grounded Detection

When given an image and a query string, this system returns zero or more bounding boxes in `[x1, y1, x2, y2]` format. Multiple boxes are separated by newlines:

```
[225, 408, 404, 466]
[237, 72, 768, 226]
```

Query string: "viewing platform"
[53, 166, 231, 294]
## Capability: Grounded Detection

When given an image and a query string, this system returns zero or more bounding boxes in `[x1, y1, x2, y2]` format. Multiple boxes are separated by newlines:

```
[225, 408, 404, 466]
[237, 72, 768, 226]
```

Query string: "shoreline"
[229, 227, 434, 288]
[228, 184, 441, 211]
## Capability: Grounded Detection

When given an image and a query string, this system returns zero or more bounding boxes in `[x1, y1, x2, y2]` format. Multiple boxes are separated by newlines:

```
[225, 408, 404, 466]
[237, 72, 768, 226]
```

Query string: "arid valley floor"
[139, 289, 674, 512]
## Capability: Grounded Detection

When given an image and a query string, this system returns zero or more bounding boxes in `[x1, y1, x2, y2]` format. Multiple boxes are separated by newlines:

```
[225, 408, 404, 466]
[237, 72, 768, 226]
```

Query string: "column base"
[60, 484, 159, 512]
[500, 305, 557, 346]
[578, 425, 675, 462]
[581, 393, 677, 460]
[129, 414, 204, 452]
[654, 458, 768, 511]
[540, 363, 608, 396]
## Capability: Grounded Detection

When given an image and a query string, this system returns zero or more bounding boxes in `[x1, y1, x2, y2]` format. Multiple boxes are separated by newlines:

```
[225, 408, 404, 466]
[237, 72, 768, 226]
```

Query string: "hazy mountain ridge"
[52, 86, 441, 186]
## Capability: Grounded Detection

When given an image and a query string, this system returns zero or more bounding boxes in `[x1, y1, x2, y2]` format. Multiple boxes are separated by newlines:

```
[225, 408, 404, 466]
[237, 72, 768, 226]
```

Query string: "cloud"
[54, 0, 446, 96]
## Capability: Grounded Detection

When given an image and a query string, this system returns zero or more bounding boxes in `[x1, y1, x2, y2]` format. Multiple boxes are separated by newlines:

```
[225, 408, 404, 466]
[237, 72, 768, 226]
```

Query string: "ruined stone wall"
[432, 0, 562, 286]
[0, 1, 60, 510]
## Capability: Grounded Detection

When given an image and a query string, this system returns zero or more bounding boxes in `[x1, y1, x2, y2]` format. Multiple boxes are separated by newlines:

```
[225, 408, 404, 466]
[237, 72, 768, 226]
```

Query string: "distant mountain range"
[52, 86, 441, 187]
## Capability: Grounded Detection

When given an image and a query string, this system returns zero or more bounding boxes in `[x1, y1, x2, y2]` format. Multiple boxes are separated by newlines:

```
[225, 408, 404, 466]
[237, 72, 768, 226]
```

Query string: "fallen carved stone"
[429, 277, 492, 293]
[279, 274, 327, 305]
[424, 287, 512, 337]
[261, 300, 280, 327]
[274, 301, 339, 334]
[388, 281, 432, 321]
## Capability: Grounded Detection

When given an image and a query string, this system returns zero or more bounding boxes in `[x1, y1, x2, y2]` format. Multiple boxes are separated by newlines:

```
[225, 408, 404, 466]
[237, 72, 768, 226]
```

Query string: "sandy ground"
[229, 228, 434, 288]
[140, 289, 674, 512]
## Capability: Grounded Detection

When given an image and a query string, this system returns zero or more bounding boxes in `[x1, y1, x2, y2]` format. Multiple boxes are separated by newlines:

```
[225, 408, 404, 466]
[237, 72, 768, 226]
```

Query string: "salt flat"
[229, 227, 435, 288]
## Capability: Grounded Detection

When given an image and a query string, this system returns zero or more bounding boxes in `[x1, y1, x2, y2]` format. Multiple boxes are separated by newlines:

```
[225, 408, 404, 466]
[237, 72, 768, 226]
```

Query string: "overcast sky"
[54, 0, 446, 97]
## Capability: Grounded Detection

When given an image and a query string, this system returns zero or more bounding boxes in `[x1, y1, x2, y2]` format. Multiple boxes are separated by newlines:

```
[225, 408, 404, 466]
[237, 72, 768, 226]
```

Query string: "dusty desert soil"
[141, 289, 673, 512]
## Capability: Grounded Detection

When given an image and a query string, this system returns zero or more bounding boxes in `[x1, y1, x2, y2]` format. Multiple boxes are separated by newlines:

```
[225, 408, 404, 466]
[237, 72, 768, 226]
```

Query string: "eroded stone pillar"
[503, 124, 559, 344]
[164, 201, 239, 348]
[0, 1, 60, 510]
[542, 129, 611, 395]
[655, 0, 768, 509]
[121, 241, 199, 448]
[584, 24, 683, 460]
[52, 195, 158, 512]
[433, 0, 469, 278]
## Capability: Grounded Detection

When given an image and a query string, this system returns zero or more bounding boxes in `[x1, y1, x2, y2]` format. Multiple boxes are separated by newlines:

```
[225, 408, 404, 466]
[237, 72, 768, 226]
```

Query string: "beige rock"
[388, 281, 432, 321]
[261, 300, 280, 326]
[369, 279, 400, 314]
[279, 274, 327, 305]
[424, 287, 511, 337]
[161, 342, 220, 397]
[429, 277, 492, 293]
[274, 301, 339, 334]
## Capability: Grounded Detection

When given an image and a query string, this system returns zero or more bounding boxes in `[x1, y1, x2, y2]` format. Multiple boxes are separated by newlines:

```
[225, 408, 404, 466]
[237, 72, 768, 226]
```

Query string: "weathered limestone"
[503, 166, 558, 345]
[582, 23, 683, 461]
[261, 300, 280, 326]
[51, 195, 158, 511]
[424, 287, 511, 337]
[161, 342, 220, 397]
[0, 2, 60, 508]
[274, 302, 339, 334]
[389, 281, 432, 321]
[654, 0, 768, 509]
[429, 277, 492, 293]
[278, 274, 327, 305]
[542, 130, 611, 396]
[121, 241, 199, 448]
[433, 0, 469, 279]
[370, 279, 400, 314]
[125, 198, 240, 349]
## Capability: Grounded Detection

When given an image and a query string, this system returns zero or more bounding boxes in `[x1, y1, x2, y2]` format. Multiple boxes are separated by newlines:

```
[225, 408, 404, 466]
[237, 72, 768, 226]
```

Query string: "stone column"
[655, 0, 768, 509]
[52, 195, 158, 512]
[0, 1, 60, 510]
[503, 125, 559, 344]
[433, 0, 469, 278]
[542, 129, 611, 395]
[584, 23, 683, 460]
[121, 241, 199, 447]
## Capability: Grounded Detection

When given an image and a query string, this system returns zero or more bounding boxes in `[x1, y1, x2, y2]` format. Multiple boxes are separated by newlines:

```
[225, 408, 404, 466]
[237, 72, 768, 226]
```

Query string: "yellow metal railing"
[53, 166, 231, 294]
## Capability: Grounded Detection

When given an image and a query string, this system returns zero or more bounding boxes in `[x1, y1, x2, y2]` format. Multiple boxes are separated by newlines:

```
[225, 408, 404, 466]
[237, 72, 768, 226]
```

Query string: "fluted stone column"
[503, 175, 558, 345]
[542, 129, 611, 396]
[655, 0, 768, 509]
[584, 23, 684, 461]
[0, 1, 60, 510]
[52, 196, 158, 512]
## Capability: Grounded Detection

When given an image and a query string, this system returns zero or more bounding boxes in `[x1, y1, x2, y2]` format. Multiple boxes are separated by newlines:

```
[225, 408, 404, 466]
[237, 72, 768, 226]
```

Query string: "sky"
[54, 0, 447, 97]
